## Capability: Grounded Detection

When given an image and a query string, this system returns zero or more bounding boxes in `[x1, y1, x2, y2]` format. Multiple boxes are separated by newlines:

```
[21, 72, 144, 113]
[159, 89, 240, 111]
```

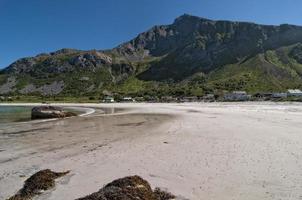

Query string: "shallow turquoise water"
[0, 106, 86, 124]
[0, 106, 33, 123]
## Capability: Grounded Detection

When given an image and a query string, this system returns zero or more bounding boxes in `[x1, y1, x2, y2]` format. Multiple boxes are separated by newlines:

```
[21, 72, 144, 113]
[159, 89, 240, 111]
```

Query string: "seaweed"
[8, 169, 70, 200]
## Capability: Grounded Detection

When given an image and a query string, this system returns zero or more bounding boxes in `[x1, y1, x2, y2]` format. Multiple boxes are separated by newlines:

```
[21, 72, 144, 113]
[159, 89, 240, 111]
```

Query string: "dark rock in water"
[31, 106, 76, 120]
[8, 169, 70, 200]
[76, 175, 176, 200]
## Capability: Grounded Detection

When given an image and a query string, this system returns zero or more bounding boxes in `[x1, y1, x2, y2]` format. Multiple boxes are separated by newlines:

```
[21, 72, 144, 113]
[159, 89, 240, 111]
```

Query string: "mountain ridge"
[1, 14, 302, 97]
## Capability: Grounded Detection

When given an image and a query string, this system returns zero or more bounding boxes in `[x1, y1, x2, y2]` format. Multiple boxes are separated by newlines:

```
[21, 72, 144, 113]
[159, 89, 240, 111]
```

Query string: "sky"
[1, 0, 302, 68]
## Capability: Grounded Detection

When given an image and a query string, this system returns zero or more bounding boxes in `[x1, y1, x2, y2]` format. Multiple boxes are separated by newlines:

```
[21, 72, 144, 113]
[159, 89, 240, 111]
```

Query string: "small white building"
[287, 89, 302, 97]
[224, 91, 251, 101]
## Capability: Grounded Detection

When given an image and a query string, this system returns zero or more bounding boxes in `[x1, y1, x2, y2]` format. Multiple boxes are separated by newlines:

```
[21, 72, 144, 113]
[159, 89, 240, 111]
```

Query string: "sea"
[0, 106, 88, 124]
[0, 106, 33, 123]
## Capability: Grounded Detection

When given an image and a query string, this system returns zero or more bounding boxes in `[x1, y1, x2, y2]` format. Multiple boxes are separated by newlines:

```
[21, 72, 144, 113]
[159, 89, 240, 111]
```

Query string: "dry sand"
[1, 102, 302, 200]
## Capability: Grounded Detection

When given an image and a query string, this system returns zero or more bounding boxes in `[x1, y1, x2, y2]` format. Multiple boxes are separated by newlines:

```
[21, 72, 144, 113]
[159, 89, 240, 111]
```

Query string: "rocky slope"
[0, 49, 135, 96]
[1, 14, 302, 96]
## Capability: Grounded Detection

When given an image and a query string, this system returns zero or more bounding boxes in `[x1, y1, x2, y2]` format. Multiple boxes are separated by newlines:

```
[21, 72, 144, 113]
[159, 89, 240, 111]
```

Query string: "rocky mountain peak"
[50, 48, 81, 56]
[173, 14, 212, 24]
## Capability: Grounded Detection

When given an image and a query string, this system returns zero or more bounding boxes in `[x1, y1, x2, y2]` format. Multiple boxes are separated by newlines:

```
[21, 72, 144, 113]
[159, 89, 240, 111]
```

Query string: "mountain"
[1, 14, 302, 97]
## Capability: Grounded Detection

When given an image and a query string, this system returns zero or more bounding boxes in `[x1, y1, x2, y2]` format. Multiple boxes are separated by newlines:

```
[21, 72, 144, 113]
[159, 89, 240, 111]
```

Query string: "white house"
[287, 89, 302, 97]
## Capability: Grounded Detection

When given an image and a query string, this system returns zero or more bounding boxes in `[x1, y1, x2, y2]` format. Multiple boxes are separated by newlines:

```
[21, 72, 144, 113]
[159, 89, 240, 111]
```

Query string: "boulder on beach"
[31, 106, 77, 120]
[76, 175, 176, 200]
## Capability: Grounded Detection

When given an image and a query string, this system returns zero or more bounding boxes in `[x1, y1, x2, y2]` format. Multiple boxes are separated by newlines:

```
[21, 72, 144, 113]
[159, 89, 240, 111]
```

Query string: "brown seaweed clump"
[8, 169, 70, 200]
[153, 187, 176, 200]
[76, 175, 176, 200]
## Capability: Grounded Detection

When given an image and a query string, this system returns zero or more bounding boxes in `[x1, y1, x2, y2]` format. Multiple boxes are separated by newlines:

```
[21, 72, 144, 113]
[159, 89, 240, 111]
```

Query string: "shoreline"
[0, 104, 98, 125]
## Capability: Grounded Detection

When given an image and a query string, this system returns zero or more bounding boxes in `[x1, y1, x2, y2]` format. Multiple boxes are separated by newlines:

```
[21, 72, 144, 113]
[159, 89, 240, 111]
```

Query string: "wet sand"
[1, 102, 302, 200]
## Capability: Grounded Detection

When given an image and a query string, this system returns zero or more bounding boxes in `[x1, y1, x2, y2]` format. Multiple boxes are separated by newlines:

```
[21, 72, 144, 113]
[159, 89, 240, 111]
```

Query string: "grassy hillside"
[205, 44, 302, 93]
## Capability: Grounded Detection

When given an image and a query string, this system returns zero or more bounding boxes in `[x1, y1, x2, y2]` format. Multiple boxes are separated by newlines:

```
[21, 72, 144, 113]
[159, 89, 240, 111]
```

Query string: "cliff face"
[2, 14, 302, 96]
[125, 15, 302, 80]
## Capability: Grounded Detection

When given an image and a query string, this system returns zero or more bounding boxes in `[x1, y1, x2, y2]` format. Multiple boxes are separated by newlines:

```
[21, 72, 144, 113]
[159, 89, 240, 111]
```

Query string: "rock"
[31, 106, 76, 120]
[70, 51, 113, 69]
[50, 48, 82, 56]
[38, 81, 65, 96]
[0, 77, 16, 95]
[19, 84, 37, 94]
[290, 43, 302, 64]
[19, 81, 65, 96]
[76, 175, 176, 200]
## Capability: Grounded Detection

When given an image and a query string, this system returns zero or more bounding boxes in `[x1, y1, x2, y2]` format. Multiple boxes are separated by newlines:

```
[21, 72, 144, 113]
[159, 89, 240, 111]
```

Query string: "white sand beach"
[1, 102, 302, 200]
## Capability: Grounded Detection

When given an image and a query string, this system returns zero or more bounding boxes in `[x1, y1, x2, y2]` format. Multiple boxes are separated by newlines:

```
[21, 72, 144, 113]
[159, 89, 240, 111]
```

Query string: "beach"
[1, 102, 302, 200]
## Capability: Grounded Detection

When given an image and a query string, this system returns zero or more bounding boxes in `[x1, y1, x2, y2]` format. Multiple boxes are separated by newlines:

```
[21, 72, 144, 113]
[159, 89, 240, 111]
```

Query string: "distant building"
[287, 89, 302, 97]
[121, 97, 135, 102]
[272, 93, 287, 98]
[180, 96, 199, 102]
[224, 91, 251, 101]
[0, 96, 4, 101]
[253, 92, 273, 99]
[203, 94, 215, 101]
[102, 96, 115, 103]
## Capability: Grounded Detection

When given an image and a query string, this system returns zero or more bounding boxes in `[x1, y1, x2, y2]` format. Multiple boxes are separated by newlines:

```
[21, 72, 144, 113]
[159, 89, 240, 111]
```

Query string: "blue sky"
[1, 0, 302, 68]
